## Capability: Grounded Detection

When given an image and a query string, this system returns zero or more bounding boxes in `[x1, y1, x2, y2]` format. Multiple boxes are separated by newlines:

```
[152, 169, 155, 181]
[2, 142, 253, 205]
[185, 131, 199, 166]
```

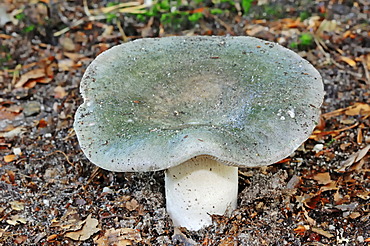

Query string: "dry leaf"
[219, 236, 237, 246]
[64, 214, 100, 241]
[345, 103, 370, 116]
[15, 68, 45, 88]
[349, 212, 361, 219]
[63, 52, 86, 61]
[311, 227, 334, 238]
[303, 209, 316, 226]
[336, 145, 370, 173]
[6, 215, 27, 226]
[357, 127, 363, 144]
[312, 172, 332, 185]
[0, 105, 22, 120]
[54, 86, 67, 99]
[60, 37, 76, 52]
[51, 207, 83, 230]
[356, 190, 370, 200]
[58, 59, 75, 71]
[10, 201, 25, 211]
[320, 181, 338, 192]
[0, 110, 19, 121]
[4, 154, 16, 163]
[14, 235, 27, 244]
[47, 234, 58, 242]
[333, 190, 342, 203]
[94, 228, 142, 246]
[339, 56, 357, 67]
[293, 225, 310, 235]
[321, 102, 370, 119]
[317, 19, 338, 34]
[125, 199, 139, 211]
[0, 126, 27, 138]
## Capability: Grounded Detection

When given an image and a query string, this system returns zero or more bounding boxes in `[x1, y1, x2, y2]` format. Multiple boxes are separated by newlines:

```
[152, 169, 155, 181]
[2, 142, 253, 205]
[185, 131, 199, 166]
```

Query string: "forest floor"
[0, 0, 369, 245]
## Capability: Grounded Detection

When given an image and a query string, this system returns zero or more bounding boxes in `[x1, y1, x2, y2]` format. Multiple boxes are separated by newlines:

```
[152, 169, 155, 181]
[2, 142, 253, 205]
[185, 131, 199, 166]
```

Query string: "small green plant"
[132, 0, 255, 31]
[325, 138, 336, 147]
[299, 11, 311, 21]
[15, 12, 26, 21]
[290, 33, 315, 50]
[0, 45, 12, 70]
[241, 0, 254, 14]
[22, 24, 36, 33]
[104, 2, 120, 23]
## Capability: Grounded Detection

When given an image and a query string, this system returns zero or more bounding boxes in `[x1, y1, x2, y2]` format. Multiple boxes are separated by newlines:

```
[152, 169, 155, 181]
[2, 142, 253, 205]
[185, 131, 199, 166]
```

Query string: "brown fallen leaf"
[219, 236, 237, 246]
[4, 154, 16, 163]
[310, 123, 359, 140]
[320, 181, 339, 192]
[321, 102, 370, 119]
[336, 145, 370, 173]
[64, 52, 87, 61]
[311, 227, 334, 238]
[312, 172, 332, 185]
[57, 59, 75, 71]
[125, 199, 139, 211]
[10, 201, 25, 211]
[94, 228, 142, 246]
[349, 212, 361, 219]
[0, 126, 27, 138]
[356, 190, 370, 200]
[64, 214, 100, 241]
[14, 235, 27, 244]
[344, 102, 370, 116]
[6, 215, 27, 226]
[293, 224, 309, 235]
[51, 207, 83, 230]
[15, 68, 45, 88]
[46, 234, 58, 242]
[339, 56, 357, 67]
[0, 104, 22, 120]
[54, 86, 67, 99]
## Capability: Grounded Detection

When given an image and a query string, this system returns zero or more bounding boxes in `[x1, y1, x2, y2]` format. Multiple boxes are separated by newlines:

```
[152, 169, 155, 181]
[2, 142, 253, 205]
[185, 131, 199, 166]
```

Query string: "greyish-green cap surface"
[74, 36, 324, 172]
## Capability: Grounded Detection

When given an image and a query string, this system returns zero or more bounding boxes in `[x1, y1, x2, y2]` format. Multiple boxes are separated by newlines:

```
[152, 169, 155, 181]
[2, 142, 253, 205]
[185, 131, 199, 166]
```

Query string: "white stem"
[165, 156, 238, 230]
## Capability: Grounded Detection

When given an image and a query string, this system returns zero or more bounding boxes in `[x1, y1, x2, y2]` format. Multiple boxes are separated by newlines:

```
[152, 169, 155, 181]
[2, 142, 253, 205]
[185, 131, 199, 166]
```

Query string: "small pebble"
[13, 147, 22, 155]
[357, 236, 364, 242]
[43, 199, 50, 206]
[23, 101, 41, 116]
[312, 144, 324, 153]
[102, 187, 113, 193]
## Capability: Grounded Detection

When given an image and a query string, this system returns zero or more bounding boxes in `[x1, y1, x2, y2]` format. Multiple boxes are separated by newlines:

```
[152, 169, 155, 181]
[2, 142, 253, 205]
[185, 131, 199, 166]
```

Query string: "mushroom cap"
[74, 36, 324, 172]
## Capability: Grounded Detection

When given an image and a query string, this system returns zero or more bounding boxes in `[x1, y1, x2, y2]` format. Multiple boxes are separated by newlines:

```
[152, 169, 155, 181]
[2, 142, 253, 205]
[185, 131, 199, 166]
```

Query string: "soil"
[0, 0, 369, 245]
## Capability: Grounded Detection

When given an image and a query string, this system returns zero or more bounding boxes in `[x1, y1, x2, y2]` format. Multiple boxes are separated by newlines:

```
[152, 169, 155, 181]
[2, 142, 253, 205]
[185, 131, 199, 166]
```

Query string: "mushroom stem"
[165, 156, 238, 230]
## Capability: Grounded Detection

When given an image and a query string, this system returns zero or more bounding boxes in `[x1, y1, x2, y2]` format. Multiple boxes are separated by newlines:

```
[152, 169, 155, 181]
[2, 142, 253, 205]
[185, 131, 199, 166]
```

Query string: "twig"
[33, 150, 75, 167]
[361, 56, 370, 85]
[83, 0, 91, 17]
[116, 19, 128, 42]
[53, 3, 148, 37]
[314, 36, 364, 78]
[90, 2, 143, 15]
[54, 15, 107, 37]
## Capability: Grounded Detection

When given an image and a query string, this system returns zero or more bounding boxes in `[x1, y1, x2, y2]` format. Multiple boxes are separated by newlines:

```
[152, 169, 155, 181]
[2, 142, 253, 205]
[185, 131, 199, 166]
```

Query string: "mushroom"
[74, 36, 324, 230]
